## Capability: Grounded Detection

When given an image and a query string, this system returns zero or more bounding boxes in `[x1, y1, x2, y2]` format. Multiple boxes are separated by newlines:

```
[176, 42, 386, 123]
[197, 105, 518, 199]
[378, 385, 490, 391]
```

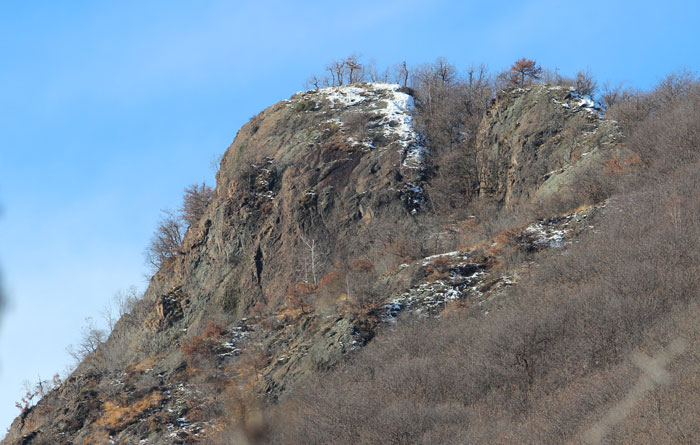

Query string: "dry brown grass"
[95, 391, 163, 431]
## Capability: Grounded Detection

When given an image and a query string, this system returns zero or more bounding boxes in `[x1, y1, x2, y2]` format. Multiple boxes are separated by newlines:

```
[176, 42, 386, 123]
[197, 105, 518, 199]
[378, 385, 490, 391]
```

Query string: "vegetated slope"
[267, 79, 700, 444]
[3, 81, 634, 444]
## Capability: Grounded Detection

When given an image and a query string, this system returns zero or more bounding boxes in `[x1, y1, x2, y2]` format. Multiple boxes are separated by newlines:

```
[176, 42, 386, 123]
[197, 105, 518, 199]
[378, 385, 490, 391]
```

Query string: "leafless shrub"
[15, 374, 62, 412]
[605, 90, 652, 129]
[575, 69, 598, 97]
[621, 78, 700, 174]
[600, 81, 635, 110]
[653, 68, 697, 106]
[182, 320, 228, 369]
[344, 258, 382, 315]
[570, 162, 616, 204]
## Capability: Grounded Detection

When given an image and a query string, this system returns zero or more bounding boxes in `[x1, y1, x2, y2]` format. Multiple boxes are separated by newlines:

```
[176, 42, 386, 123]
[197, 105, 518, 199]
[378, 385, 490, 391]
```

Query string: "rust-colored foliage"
[509, 57, 542, 86]
[285, 282, 318, 314]
[350, 258, 375, 273]
[318, 269, 344, 289]
[181, 321, 228, 367]
[604, 157, 624, 175]
[203, 320, 228, 338]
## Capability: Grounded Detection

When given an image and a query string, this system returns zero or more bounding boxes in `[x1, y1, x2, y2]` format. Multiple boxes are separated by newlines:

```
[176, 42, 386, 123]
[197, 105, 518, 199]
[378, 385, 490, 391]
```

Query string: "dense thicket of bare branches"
[408, 59, 492, 211]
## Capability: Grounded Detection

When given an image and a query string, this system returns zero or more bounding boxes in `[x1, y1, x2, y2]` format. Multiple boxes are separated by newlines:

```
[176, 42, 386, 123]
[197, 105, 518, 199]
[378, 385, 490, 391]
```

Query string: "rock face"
[181, 82, 429, 315]
[2, 83, 625, 444]
[2, 83, 433, 444]
[476, 84, 625, 207]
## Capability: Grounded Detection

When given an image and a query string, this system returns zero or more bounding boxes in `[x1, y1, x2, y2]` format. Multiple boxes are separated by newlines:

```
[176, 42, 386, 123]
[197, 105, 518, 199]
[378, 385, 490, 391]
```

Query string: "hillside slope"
[3, 82, 628, 444]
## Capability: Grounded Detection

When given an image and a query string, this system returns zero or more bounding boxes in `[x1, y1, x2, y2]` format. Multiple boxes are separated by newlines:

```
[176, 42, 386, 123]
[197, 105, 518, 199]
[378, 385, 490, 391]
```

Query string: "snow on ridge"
[321, 84, 373, 108]
[545, 86, 604, 117]
[569, 90, 604, 117]
[310, 82, 400, 109]
[307, 83, 427, 169]
[421, 251, 461, 266]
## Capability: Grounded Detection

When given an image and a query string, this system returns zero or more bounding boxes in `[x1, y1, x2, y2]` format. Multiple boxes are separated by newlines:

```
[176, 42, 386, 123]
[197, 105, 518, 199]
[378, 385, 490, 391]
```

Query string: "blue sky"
[1, 0, 698, 435]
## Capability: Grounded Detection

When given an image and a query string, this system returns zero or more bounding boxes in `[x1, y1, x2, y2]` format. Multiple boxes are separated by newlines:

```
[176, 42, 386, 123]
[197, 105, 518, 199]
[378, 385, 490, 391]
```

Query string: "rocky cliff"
[3, 82, 628, 444]
[476, 84, 627, 207]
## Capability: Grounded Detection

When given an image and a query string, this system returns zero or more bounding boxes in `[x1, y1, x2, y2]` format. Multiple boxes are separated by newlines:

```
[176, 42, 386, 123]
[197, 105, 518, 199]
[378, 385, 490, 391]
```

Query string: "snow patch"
[569, 90, 604, 117]
[384, 250, 489, 320]
[525, 223, 567, 247]
[421, 251, 461, 267]
[299, 83, 426, 169]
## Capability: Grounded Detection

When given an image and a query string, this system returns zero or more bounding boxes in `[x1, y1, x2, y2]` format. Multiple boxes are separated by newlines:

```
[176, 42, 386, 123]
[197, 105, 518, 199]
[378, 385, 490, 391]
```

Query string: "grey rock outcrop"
[476, 84, 627, 207]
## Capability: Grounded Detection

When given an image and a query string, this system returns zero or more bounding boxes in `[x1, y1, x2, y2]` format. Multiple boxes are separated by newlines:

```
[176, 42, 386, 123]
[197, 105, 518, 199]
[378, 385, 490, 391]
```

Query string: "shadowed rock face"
[3, 83, 625, 444]
[167, 83, 429, 322]
[476, 84, 625, 207]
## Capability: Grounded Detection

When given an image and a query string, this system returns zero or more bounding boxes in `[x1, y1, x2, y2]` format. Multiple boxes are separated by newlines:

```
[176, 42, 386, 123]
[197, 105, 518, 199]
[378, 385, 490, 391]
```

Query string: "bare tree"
[327, 60, 346, 86]
[300, 235, 318, 285]
[366, 58, 390, 83]
[305, 74, 323, 90]
[466, 63, 487, 89]
[654, 68, 697, 106]
[323, 55, 367, 87]
[434, 56, 457, 84]
[462, 63, 491, 119]
[394, 61, 409, 87]
[181, 182, 214, 227]
[66, 317, 106, 365]
[16, 374, 62, 412]
[411, 57, 468, 150]
[345, 54, 365, 84]
[509, 57, 542, 86]
[145, 209, 184, 271]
